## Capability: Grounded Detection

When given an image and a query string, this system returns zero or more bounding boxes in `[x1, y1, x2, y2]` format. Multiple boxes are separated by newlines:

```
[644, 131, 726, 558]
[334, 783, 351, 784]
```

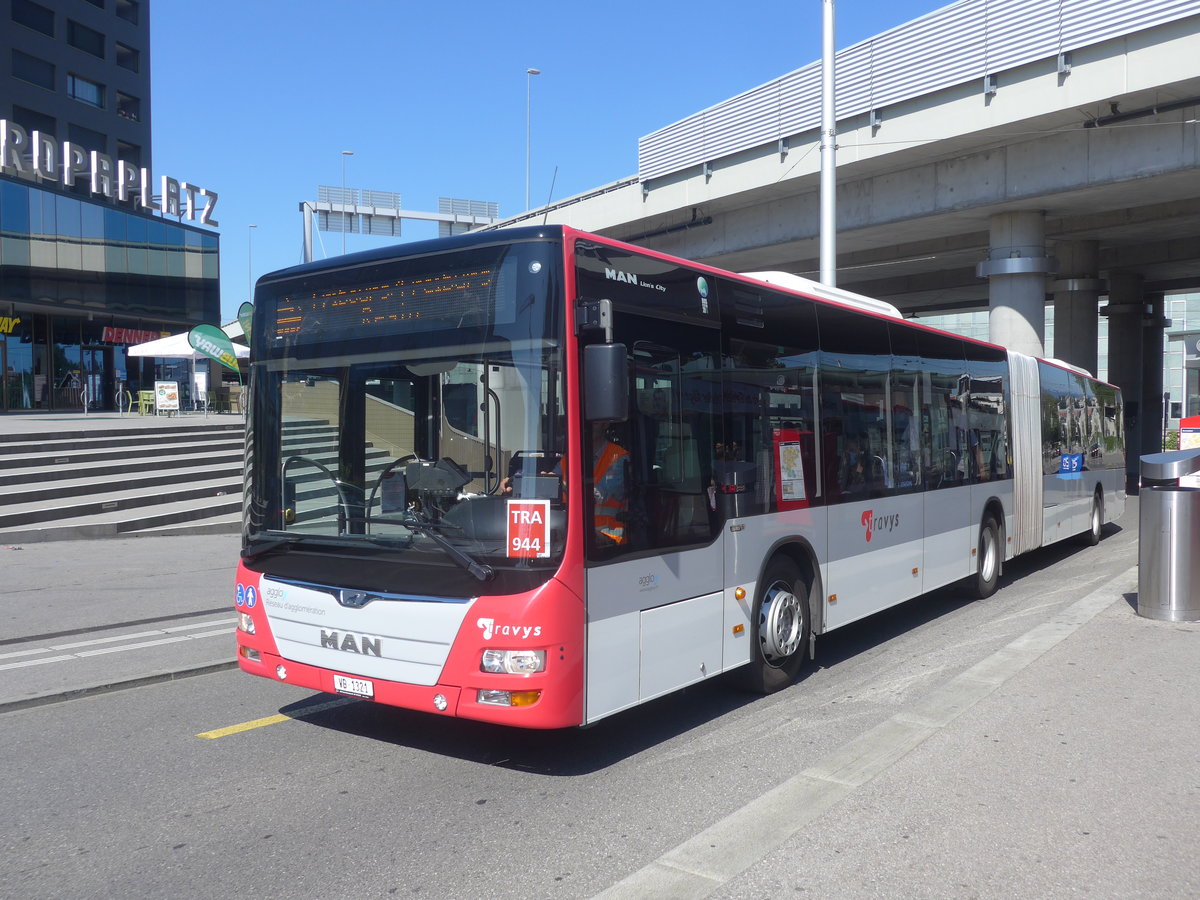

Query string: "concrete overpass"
[495, 0, 1200, 473]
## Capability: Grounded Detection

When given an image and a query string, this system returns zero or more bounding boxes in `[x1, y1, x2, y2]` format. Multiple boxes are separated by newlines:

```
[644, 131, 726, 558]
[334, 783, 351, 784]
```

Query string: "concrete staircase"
[0, 422, 246, 542]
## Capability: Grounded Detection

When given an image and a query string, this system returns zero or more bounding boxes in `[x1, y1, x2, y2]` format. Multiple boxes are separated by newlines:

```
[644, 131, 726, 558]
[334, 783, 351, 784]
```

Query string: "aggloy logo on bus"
[860, 510, 901, 542]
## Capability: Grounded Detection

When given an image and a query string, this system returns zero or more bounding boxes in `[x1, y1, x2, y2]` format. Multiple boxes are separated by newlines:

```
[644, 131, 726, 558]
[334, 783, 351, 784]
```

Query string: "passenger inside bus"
[838, 437, 868, 496]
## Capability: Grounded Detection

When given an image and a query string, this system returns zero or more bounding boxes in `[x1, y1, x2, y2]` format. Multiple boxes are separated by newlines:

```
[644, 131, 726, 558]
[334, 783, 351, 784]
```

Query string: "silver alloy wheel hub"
[981, 529, 998, 582]
[759, 581, 803, 666]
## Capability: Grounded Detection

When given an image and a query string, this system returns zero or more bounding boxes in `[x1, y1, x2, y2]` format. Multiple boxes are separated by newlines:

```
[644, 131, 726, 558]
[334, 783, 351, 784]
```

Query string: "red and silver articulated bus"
[234, 225, 1125, 728]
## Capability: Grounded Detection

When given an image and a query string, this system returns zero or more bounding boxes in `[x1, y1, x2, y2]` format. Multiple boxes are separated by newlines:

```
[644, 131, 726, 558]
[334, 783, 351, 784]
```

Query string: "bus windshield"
[243, 238, 566, 593]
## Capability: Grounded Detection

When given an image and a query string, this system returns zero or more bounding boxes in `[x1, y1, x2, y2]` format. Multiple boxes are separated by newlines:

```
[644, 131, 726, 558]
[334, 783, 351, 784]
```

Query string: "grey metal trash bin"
[1138, 448, 1200, 621]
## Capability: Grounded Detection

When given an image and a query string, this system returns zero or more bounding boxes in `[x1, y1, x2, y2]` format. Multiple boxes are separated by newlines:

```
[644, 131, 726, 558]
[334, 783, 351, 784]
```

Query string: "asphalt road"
[1, 510, 1195, 899]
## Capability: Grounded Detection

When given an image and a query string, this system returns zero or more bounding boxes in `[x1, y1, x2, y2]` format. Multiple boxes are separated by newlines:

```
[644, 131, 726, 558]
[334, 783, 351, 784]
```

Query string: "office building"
[1, 0, 220, 412]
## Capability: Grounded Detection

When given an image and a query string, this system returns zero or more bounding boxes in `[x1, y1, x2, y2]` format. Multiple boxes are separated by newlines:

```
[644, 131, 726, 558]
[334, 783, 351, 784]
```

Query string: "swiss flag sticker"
[507, 499, 551, 558]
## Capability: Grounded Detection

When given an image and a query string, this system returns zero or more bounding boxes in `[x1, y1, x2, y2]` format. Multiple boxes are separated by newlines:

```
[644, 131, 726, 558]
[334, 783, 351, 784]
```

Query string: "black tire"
[973, 515, 1000, 599]
[1081, 491, 1104, 546]
[738, 558, 810, 694]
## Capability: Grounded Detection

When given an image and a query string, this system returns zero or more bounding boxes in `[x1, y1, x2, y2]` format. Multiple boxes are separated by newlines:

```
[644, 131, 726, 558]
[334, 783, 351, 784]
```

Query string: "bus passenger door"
[583, 321, 725, 723]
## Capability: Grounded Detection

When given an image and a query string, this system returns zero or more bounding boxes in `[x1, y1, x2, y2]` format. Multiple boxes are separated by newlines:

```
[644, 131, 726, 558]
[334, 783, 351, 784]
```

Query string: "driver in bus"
[499, 454, 564, 498]
[592, 424, 630, 546]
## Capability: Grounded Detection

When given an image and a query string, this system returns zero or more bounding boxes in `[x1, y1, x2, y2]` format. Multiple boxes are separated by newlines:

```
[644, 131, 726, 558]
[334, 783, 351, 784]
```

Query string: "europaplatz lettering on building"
[0, 120, 219, 227]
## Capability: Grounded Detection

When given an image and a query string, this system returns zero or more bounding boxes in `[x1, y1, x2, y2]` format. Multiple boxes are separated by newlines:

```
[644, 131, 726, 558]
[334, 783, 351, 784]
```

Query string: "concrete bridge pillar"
[978, 211, 1053, 358]
[1142, 291, 1167, 458]
[1051, 240, 1101, 375]
[1103, 272, 1149, 488]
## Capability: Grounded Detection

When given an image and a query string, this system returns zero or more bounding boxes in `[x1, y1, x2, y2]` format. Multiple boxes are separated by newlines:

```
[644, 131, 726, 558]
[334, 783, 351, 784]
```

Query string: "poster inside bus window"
[773, 428, 812, 510]
[778, 441, 806, 501]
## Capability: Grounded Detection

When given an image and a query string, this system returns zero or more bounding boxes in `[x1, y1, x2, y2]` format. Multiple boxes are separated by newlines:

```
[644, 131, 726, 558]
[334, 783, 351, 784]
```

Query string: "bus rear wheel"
[973, 515, 1000, 599]
[1081, 491, 1104, 546]
[739, 558, 810, 694]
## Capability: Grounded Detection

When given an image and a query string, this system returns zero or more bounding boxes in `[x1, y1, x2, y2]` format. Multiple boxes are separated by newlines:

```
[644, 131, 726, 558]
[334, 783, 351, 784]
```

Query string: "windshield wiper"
[402, 515, 494, 582]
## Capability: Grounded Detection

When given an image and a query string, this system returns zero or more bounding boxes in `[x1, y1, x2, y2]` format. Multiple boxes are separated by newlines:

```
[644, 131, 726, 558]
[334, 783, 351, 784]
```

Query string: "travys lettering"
[860, 510, 901, 542]
[476, 618, 542, 640]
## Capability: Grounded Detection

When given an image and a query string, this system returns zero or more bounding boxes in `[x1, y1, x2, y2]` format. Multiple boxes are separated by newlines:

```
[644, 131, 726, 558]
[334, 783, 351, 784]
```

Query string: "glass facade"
[0, 173, 219, 411]
[1165, 294, 1200, 421]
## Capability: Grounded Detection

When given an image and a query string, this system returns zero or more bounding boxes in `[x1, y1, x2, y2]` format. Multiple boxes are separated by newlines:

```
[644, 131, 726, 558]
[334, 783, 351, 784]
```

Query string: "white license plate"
[333, 674, 374, 698]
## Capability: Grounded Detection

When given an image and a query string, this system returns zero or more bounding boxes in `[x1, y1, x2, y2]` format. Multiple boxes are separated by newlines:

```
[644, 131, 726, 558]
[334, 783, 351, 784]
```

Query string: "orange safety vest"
[592, 440, 629, 545]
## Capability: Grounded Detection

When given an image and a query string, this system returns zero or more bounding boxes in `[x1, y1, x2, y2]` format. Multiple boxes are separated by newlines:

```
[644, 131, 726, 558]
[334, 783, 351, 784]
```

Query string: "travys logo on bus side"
[861, 510, 901, 542]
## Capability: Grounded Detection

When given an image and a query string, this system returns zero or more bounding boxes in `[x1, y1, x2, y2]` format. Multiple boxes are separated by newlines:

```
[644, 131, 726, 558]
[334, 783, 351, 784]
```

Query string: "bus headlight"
[478, 689, 542, 707]
[237, 612, 256, 634]
[480, 649, 546, 674]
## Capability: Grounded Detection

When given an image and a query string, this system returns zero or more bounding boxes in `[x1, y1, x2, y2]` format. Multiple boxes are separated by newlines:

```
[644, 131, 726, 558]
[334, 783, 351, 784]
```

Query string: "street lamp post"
[525, 68, 540, 211]
[247, 224, 257, 300]
[341, 150, 354, 254]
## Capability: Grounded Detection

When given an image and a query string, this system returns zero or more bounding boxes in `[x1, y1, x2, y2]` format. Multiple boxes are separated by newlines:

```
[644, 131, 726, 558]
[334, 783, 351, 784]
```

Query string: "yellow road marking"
[196, 698, 352, 739]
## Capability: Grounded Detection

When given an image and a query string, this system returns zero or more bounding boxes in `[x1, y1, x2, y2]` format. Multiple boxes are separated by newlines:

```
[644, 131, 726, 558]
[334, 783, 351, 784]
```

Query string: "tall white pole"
[820, 0, 837, 286]
[526, 68, 541, 210]
[340, 150, 353, 254]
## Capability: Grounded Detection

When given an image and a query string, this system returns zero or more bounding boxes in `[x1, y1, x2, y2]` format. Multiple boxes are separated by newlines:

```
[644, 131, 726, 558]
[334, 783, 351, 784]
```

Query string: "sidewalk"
[0, 408, 242, 435]
[602, 525, 1200, 899]
[0, 533, 241, 712]
[713, 566, 1200, 899]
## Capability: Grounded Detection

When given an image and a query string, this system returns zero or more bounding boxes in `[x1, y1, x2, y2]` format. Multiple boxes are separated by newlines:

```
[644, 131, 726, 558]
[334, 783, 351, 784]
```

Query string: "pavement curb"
[0, 659, 238, 716]
[0, 606, 234, 647]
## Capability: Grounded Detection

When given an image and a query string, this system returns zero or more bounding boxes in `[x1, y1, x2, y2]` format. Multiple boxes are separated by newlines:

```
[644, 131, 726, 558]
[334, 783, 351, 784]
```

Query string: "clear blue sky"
[150, 0, 945, 322]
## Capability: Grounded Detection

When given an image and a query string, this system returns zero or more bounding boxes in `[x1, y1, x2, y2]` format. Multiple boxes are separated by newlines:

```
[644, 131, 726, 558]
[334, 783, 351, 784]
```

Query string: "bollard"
[1137, 449, 1200, 621]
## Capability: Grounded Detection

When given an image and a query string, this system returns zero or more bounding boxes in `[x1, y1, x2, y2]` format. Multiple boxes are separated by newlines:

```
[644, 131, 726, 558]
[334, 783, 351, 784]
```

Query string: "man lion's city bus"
[234, 225, 1125, 729]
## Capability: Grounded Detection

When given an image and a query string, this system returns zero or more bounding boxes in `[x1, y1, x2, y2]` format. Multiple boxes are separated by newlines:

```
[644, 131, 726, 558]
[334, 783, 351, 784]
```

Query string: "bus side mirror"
[584, 342, 628, 421]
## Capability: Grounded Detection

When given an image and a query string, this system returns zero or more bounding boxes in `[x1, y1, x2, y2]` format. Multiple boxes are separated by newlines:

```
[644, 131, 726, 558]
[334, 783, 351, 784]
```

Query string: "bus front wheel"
[974, 516, 1000, 599]
[739, 558, 810, 694]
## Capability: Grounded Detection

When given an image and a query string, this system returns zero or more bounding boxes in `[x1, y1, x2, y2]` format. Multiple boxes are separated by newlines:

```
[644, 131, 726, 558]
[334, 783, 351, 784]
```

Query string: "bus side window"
[631, 342, 718, 547]
[816, 305, 891, 503]
[963, 345, 1010, 482]
[888, 324, 923, 493]
[721, 338, 817, 513]
[918, 331, 968, 490]
[588, 329, 720, 561]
